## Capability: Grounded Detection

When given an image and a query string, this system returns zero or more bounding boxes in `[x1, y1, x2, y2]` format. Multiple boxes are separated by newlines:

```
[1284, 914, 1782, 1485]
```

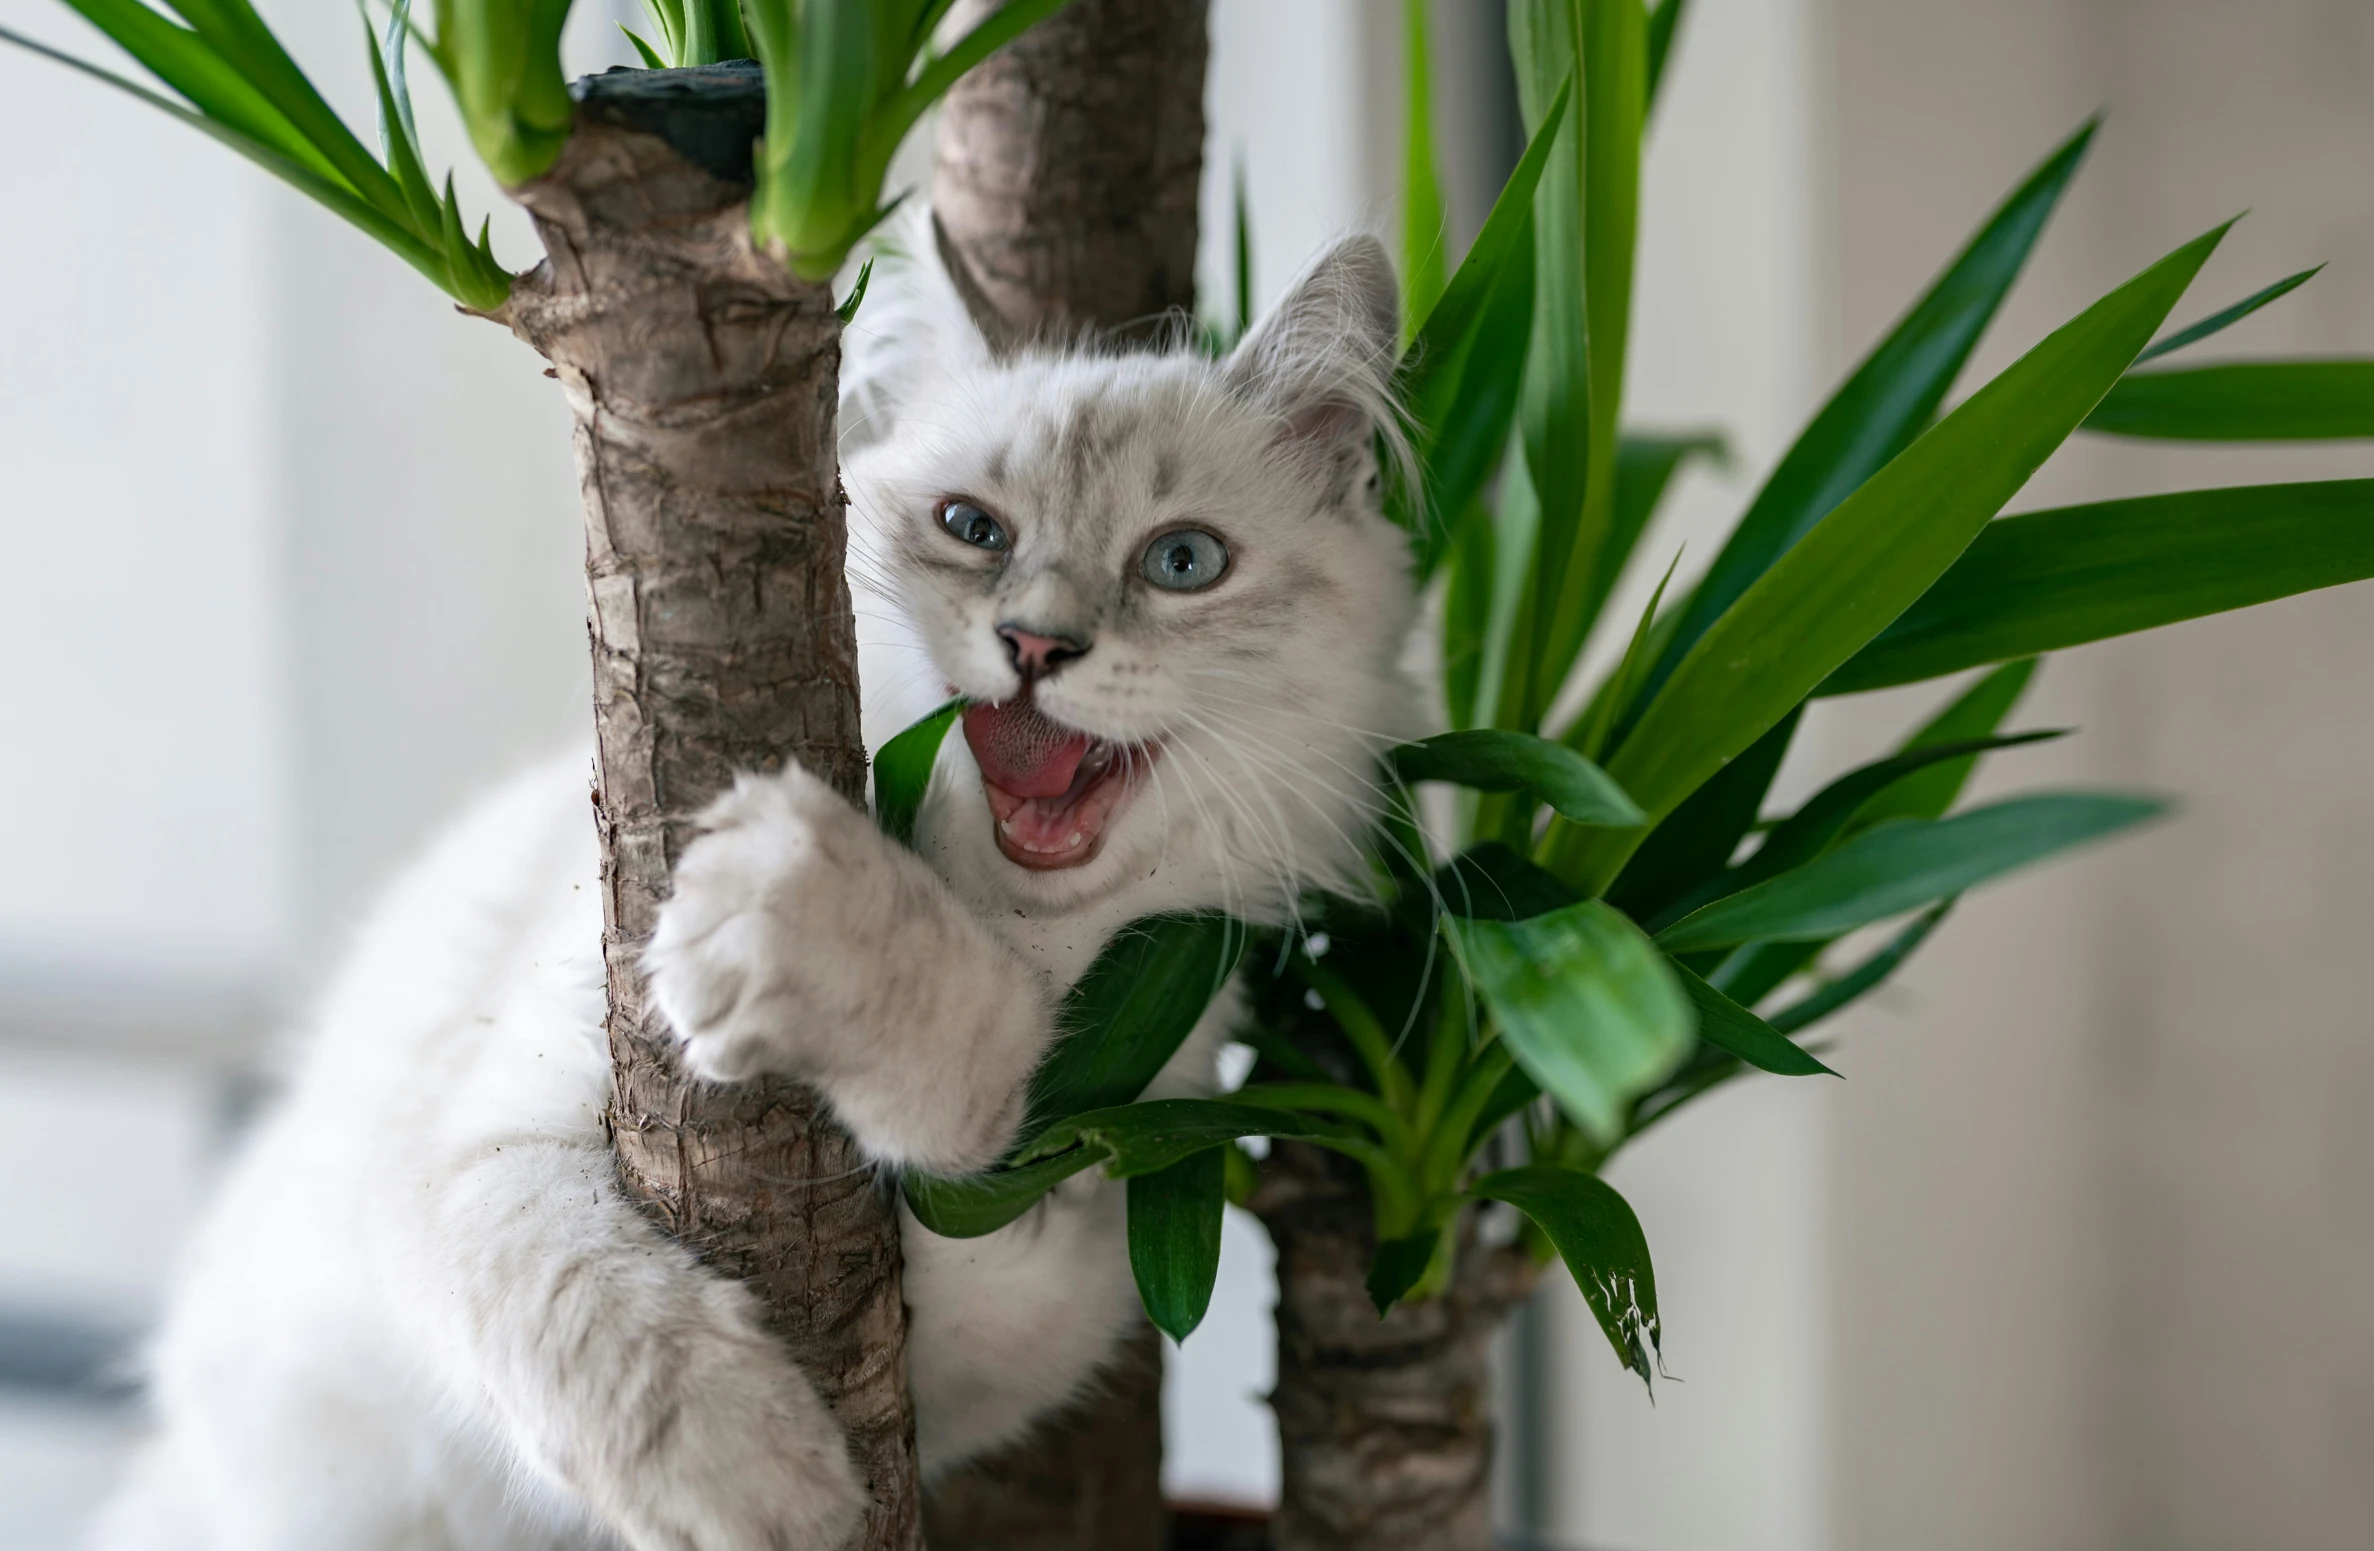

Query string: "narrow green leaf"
[1652, 730, 2066, 928]
[1026, 915, 1250, 1135]
[1825, 481, 2374, 694]
[2082, 361, 2374, 441]
[1656, 793, 2165, 954]
[1766, 900, 1953, 1035]
[1447, 900, 1692, 1144]
[1619, 120, 2099, 737]
[1566, 543, 1684, 762]
[1604, 705, 1799, 922]
[1393, 731, 1644, 827]
[1472, 1165, 1661, 1383]
[835, 256, 875, 324]
[904, 1147, 1104, 1239]
[873, 698, 959, 845]
[1568, 220, 2227, 891]
[2135, 265, 2322, 364]
[1233, 151, 1255, 343]
[1407, 237, 1534, 579]
[1367, 1229, 1445, 1316]
[621, 25, 669, 70]
[1404, 73, 1569, 367]
[1852, 659, 2038, 830]
[1667, 959, 1835, 1076]
[1434, 841, 1581, 923]
[1023, 1099, 1345, 1179]
[1400, 0, 1449, 345]
[1607, 431, 1725, 585]
[1128, 1147, 1227, 1341]
[1645, 0, 1690, 112]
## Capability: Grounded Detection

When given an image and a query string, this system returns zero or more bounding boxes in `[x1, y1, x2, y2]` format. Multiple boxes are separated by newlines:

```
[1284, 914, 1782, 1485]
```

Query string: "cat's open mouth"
[963, 696, 1151, 871]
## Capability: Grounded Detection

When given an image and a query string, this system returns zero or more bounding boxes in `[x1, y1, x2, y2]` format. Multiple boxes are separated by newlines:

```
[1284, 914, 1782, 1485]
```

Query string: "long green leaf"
[1618, 120, 2099, 738]
[1604, 705, 1799, 922]
[1400, 0, 1448, 342]
[1657, 793, 2165, 954]
[1472, 1165, 1661, 1383]
[1025, 915, 1249, 1135]
[1825, 481, 2374, 694]
[1392, 731, 1644, 827]
[1668, 959, 1833, 1076]
[2134, 265, 2322, 364]
[1447, 899, 1691, 1144]
[1766, 900, 1953, 1035]
[1645, 0, 1689, 112]
[2082, 361, 2374, 441]
[1529, 0, 1648, 717]
[1127, 1146, 1226, 1341]
[904, 1147, 1105, 1239]
[1559, 220, 2227, 891]
[1852, 658, 2038, 830]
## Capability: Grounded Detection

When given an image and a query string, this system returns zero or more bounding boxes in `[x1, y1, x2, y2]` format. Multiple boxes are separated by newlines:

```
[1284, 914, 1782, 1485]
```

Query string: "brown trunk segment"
[504, 65, 919, 1551]
[1250, 1145, 1541, 1551]
[931, 0, 1210, 350]
[923, 3, 1210, 1549]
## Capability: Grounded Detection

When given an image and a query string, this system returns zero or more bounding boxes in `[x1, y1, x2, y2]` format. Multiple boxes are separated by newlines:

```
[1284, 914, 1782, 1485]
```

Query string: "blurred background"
[1, 0, 2369, 1547]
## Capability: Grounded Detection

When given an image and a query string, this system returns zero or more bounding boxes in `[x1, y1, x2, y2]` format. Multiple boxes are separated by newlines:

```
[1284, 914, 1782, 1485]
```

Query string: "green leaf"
[1652, 730, 2066, 929]
[620, 25, 668, 70]
[1128, 1146, 1227, 1341]
[1645, 0, 1690, 112]
[1398, 71, 1569, 573]
[1024, 1099, 1346, 1178]
[1619, 120, 2098, 739]
[1609, 432, 1726, 582]
[1233, 151, 1255, 344]
[1656, 793, 2166, 954]
[1825, 481, 2374, 695]
[1399, 0, 1448, 345]
[1434, 841, 1581, 922]
[2082, 361, 2374, 441]
[1766, 900, 1953, 1035]
[1565, 219, 2228, 892]
[834, 257, 875, 324]
[1367, 1228, 1445, 1315]
[1472, 1165, 1661, 1382]
[1851, 659, 2038, 830]
[2134, 265, 2322, 364]
[904, 1147, 1105, 1239]
[1666, 959, 1834, 1076]
[872, 698, 959, 845]
[1026, 916, 1251, 1135]
[1392, 731, 1644, 827]
[1604, 706, 1800, 922]
[1446, 900, 1692, 1144]
[908, 1098, 1341, 1240]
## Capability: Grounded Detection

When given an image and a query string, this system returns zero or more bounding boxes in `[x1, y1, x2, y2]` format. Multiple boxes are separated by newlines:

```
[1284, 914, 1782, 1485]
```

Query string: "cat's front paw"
[646, 762, 900, 1087]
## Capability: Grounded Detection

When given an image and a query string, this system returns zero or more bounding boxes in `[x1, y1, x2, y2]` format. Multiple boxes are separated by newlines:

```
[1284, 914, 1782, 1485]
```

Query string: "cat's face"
[846, 238, 1418, 919]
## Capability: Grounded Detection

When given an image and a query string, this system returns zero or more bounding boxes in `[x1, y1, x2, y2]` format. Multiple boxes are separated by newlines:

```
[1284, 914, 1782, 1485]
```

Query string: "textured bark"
[921, 1321, 1167, 1550]
[931, 0, 1210, 349]
[504, 65, 919, 1551]
[1250, 1145, 1541, 1551]
[922, 5, 1210, 1549]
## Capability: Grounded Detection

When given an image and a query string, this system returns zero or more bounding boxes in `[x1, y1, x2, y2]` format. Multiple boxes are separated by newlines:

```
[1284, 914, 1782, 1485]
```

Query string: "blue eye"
[940, 500, 1009, 552]
[1141, 529, 1229, 591]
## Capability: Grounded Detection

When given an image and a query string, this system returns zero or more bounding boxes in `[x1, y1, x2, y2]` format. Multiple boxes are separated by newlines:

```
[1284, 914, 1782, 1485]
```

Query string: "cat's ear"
[1226, 235, 1402, 458]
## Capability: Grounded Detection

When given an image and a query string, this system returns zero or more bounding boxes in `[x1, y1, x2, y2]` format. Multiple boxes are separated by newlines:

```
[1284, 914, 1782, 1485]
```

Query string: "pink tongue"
[963, 700, 1092, 799]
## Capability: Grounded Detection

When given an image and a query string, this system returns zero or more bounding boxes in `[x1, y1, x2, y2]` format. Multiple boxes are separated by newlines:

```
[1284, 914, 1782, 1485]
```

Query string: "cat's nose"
[998, 625, 1090, 683]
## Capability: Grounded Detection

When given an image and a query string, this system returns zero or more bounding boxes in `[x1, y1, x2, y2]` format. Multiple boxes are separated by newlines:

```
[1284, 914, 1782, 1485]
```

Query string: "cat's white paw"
[646, 762, 893, 1087]
[645, 761, 1042, 1173]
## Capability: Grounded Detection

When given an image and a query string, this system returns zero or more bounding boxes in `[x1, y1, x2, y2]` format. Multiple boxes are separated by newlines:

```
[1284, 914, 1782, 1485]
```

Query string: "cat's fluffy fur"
[94, 229, 1417, 1551]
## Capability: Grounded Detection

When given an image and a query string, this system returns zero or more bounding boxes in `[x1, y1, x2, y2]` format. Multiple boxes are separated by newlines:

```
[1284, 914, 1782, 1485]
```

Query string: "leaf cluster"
[885, 0, 2374, 1385]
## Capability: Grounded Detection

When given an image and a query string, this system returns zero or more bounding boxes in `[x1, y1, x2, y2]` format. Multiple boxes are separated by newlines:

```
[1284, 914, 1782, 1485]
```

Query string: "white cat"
[94, 232, 1417, 1551]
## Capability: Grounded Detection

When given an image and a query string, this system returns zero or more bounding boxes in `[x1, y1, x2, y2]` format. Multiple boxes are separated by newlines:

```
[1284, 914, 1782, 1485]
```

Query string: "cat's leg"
[645, 762, 1054, 1173]
[410, 1132, 865, 1551]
